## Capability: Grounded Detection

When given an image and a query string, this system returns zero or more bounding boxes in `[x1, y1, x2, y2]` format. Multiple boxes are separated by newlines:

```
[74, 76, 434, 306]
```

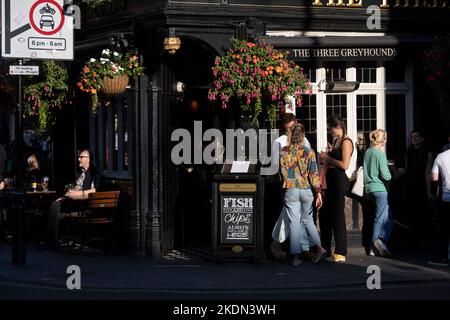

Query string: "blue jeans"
[283, 188, 321, 254]
[367, 192, 394, 244]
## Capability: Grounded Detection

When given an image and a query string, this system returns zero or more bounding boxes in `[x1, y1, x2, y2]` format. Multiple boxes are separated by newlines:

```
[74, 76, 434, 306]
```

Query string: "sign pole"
[12, 59, 26, 265]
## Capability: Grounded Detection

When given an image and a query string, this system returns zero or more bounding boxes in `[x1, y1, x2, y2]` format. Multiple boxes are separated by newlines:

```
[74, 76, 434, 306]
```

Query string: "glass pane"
[356, 94, 377, 167]
[324, 62, 346, 81]
[326, 94, 347, 145]
[103, 107, 109, 170]
[113, 110, 118, 171]
[123, 98, 129, 171]
[356, 62, 377, 83]
[297, 94, 317, 150]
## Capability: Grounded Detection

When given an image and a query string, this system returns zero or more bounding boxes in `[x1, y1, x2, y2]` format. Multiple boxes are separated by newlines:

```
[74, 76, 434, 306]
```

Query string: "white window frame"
[308, 60, 413, 176]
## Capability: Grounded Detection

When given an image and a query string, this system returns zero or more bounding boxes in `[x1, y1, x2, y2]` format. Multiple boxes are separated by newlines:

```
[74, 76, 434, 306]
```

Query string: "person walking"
[271, 115, 311, 259]
[278, 124, 327, 266]
[363, 129, 394, 257]
[318, 115, 354, 262]
[428, 146, 450, 266]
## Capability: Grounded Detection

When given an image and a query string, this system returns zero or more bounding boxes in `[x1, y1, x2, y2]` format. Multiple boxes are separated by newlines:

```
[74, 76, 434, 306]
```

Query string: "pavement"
[0, 232, 449, 300]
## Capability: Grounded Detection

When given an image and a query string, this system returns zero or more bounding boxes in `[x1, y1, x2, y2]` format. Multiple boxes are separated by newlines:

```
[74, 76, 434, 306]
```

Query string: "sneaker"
[368, 249, 376, 256]
[329, 253, 346, 262]
[427, 259, 449, 267]
[292, 258, 303, 266]
[291, 254, 303, 266]
[313, 248, 328, 264]
[271, 241, 286, 260]
[374, 239, 391, 258]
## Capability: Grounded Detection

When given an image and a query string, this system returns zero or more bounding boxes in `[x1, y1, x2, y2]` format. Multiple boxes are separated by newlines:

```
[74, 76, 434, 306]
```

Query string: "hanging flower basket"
[101, 74, 129, 95]
[78, 49, 144, 115]
[208, 39, 312, 128]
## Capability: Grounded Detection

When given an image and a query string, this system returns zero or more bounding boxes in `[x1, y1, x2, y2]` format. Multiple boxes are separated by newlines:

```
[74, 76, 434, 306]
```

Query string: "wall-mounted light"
[164, 27, 181, 54]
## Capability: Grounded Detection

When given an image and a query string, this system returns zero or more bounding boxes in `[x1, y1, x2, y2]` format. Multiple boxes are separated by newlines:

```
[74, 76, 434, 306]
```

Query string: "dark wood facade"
[68, 0, 450, 258]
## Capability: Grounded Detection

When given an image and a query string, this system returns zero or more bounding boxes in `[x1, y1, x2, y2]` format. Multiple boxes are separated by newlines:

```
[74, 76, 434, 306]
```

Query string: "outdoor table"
[0, 189, 57, 264]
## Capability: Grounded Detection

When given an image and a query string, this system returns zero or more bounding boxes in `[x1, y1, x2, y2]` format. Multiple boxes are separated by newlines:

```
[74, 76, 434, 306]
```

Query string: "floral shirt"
[280, 145, 321, 193]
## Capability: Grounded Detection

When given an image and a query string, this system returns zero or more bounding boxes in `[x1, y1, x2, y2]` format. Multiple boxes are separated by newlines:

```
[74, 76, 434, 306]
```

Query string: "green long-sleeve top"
[363, 147, 392, 193]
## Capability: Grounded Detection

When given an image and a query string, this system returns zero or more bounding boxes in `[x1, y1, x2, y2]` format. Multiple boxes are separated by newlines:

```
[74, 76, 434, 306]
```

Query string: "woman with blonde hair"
[26, 154, 42, 190]
[278, 124, 327, 266]
[363, 129, 394, 257]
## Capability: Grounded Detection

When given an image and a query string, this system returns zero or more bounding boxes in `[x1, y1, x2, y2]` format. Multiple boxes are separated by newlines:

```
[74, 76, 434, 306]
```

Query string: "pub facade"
[58, 0, 450, 258]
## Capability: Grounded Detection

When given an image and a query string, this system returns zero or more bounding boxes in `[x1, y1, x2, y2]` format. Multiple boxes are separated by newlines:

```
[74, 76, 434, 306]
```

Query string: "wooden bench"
[68, 191, 120, 252]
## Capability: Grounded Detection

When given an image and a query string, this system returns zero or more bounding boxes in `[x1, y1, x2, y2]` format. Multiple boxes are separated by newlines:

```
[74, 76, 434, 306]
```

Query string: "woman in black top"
[319, 115, 354, 262]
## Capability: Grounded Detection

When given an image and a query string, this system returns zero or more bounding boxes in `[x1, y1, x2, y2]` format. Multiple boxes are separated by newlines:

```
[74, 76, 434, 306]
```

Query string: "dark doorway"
[161, 38, 219, 250]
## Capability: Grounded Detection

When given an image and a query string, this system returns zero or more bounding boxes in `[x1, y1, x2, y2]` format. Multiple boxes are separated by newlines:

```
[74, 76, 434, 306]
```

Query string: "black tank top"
[329, 137, 354, 161]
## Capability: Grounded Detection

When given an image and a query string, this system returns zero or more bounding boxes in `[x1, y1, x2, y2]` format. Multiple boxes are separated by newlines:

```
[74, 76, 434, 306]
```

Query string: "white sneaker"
[313, 248, 328, 264]
[292, 258, 303, 266]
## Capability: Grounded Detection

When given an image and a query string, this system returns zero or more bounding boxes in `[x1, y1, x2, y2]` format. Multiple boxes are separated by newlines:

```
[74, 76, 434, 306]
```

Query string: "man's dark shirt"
[77, 166, 101, 191]
[60, 166, 101, 213]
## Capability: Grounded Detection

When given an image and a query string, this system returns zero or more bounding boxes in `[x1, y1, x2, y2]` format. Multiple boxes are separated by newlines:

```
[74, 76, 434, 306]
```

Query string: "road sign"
[9, 65, 39, 75]
[1, 0, 73, 60]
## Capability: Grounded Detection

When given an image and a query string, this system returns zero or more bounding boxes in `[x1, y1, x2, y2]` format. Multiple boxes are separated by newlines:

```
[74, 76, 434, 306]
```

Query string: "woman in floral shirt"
[279, 124, 327, 266]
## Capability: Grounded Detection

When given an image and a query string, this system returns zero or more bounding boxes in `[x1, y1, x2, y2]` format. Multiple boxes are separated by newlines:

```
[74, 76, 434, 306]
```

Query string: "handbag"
[351, 166, 364, 197]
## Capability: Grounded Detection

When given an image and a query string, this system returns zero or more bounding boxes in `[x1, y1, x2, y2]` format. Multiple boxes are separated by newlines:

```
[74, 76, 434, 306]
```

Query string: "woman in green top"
[363, 129, 394, 257]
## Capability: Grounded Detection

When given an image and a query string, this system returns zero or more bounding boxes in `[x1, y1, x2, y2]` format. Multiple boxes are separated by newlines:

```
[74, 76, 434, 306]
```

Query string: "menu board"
[220, 195, 254, 244]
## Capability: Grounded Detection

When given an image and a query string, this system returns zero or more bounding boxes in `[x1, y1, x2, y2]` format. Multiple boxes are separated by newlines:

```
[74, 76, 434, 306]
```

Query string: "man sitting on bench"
[45, 149, 100, 248]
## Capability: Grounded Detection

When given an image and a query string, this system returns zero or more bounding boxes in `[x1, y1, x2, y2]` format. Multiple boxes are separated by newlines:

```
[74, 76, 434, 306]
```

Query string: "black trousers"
[319, 168, 349, 256]
[47, 198, 88, 242]
[431, 200, 450, 261]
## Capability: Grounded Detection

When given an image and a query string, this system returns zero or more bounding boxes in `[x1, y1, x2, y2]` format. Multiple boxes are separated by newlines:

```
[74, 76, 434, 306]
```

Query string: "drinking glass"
[31, 180, 37, 192]
[42, 176, 49, 192]
[4, 178, 13, 189]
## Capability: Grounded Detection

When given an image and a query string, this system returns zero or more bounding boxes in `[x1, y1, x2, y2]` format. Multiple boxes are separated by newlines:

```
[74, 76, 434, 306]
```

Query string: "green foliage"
[23, 60, 69, 133]
[208, 38, 312, 128]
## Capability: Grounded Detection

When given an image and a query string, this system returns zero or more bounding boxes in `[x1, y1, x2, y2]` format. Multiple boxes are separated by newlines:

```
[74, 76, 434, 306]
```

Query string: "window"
[93, 96, 131, 179]
[300, 63, 316, 83]
[356, 62, 377, 83]
[356, 94, 377, 166]
[297, 94, 317, 150]
[326, 94, 347, 120]
[324, 62, 346, 81]
[326, 94, 347, 145]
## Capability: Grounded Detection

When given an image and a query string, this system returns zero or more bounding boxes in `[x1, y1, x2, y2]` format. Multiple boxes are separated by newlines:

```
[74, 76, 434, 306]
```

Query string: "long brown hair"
[327, 114, 347, 136]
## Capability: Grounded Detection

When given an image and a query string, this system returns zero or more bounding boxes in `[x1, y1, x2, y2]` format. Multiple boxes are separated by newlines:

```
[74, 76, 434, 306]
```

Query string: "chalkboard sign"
[220, 195, 254, 244]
